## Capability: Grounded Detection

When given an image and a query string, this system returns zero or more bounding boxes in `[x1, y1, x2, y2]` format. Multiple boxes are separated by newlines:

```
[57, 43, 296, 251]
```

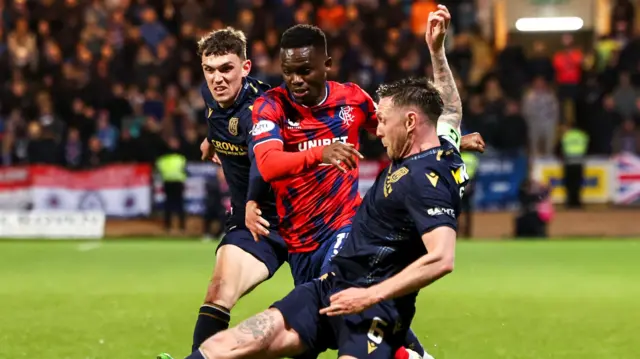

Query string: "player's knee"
[204, 276, 238, 309]
[199, 332, 235, 359]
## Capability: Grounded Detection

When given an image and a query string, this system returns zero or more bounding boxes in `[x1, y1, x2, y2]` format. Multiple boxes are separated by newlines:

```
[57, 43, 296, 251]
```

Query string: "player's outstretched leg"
[187, 308, 305, 359]
[191, 244, 271, 351]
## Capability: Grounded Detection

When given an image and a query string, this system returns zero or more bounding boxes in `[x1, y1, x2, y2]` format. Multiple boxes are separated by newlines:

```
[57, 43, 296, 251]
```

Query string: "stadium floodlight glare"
[515, 17, 584, 32]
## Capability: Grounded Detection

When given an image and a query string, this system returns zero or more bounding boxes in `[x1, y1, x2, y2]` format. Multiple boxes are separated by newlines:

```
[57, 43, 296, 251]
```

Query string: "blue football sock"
[404, 328, 425, 356]
[191, 304, 230, 352]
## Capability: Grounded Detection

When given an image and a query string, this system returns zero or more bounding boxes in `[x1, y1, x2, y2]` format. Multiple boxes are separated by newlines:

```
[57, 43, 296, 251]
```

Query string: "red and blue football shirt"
[251, 81, 377, 253]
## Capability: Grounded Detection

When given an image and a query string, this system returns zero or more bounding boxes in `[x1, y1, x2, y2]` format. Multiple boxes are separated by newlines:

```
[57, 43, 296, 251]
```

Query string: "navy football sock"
[404, 328, 425, 356]
[191, 304, 231, 352]
[185, 349, 206, 359]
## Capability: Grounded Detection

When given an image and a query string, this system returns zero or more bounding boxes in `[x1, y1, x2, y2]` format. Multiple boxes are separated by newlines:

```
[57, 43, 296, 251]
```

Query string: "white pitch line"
[77, 242, 103, 252]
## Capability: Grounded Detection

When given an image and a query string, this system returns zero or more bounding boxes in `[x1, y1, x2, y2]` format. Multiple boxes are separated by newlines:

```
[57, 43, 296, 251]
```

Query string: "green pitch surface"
[1, 240, 638, 359]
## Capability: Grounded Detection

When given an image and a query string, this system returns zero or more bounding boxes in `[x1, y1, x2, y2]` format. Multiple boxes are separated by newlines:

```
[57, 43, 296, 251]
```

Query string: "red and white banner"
[0, 167, 31, 209]
[0, 164, 152, 217]
[358, 160, 389, 195]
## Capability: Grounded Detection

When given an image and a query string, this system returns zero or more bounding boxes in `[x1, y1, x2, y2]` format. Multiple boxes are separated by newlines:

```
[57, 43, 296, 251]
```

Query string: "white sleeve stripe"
[253, 138, 283, 151]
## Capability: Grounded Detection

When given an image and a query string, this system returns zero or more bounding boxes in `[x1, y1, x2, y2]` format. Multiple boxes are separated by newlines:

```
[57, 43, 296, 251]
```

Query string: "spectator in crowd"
[7, 18, 38, 72]
[26, 122, 58, 164]
[523, 76, 560, 158]
[612, 72, 638, 119]
[156, 136, 186, 234]
[494, 98, 528, 154]
[64, 127, 83, 169]
[553, 33, 584, 123]
[528, 40, 555, 83]
[613, 118, 640, 154]
[516, 178, 552, 238]
[84, 135, 109, 168]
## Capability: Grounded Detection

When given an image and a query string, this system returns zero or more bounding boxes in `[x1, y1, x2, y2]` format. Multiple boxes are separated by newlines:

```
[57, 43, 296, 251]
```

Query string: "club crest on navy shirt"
[229, 117, 239, 136]
[383, 166, 409, 198]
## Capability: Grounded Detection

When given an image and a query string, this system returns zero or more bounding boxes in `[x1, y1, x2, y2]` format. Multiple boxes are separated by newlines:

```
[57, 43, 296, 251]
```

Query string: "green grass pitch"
[1, 239, 638, 359]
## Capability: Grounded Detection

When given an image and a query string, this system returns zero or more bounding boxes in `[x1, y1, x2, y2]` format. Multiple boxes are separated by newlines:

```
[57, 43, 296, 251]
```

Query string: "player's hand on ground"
[425, 5, 451, 52]
[460, 132, 486, 153]
[321, 142, 364, 173]
[246, 200, 270, 241]
[319, 287, 379, 316]
[200, 138, 221, 165]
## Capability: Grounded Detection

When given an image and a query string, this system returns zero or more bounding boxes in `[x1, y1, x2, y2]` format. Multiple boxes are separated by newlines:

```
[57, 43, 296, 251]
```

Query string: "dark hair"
[376, 77, 444, 124]
[197, 27, 247, 59]
[280, 24, 327, 54]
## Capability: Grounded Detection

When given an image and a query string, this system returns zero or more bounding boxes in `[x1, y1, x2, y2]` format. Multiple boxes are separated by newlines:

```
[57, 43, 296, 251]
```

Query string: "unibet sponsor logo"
[298, 136, 348, 151]
[211, 140, 247, 156]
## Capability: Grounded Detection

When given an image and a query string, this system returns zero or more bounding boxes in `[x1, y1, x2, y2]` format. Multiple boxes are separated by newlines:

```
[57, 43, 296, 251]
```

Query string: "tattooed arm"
[427, 5, 462, 133]
[431, 50, 462, 132]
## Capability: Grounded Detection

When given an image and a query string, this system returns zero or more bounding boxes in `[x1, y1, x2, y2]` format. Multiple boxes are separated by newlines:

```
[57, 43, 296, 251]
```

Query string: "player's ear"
[242, 59, 252, 77]
[324, 57, 332, 71]
[406, 112, 418, 132]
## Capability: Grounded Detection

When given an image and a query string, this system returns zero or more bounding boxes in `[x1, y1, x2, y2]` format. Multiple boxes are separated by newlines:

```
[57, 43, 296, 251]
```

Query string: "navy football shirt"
[202, 77, 278, 228]
[331, 131, 468, 293]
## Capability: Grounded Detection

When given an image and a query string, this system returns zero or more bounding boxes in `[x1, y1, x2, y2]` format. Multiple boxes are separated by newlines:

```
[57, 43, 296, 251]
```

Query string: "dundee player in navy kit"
[188, 27, 288, 353]
[178, 6, 475, 359]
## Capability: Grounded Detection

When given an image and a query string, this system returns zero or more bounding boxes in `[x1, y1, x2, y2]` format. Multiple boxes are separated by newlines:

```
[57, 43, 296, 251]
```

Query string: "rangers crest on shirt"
[339, 106, 355, 126]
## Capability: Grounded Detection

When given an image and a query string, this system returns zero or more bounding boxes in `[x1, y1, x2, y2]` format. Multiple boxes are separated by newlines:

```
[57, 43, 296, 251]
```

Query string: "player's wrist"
[366, 286, 387, 304]
[307, 146, 324, 164]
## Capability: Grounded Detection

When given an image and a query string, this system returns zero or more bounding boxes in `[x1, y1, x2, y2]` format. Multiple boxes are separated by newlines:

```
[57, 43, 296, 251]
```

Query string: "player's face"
[376, 97, 417, 160]
[280, 46, 331, 106]
[202, 53, 251, 107]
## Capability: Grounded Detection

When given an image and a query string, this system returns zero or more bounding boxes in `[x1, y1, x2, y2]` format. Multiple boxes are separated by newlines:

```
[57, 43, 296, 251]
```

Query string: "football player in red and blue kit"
[249, 29, 376, 286]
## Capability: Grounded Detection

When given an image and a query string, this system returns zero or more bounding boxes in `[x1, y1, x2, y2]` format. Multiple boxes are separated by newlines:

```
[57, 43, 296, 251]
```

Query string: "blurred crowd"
[1, 0, 640, 169]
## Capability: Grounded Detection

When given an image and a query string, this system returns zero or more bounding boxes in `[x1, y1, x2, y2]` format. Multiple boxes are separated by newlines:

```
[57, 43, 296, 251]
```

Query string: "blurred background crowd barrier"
[1, 0, 640, 238]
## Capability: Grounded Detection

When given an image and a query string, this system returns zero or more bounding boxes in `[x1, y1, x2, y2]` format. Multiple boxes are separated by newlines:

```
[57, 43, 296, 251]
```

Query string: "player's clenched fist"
[321, 142, 364, 173]
[425, 4, 451, 52]
[460, 132, 486, 153]
[200, 138, 221, 165]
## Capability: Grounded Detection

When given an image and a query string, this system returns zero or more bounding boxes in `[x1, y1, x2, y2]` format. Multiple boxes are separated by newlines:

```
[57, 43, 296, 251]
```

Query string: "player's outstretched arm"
[370, 227, 456, 301]
[427, 5, 462, 132]
[320, 226, 456, 317]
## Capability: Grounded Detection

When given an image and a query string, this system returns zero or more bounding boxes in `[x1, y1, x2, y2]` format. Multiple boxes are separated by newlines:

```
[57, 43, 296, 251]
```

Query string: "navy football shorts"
[288, 225, 350, 286]
[217, 226, 288, 278]
[271, 273, 415, 358]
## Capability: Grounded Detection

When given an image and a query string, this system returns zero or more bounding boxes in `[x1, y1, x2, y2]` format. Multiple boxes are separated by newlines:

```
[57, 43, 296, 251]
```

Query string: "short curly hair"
[280, 24, 327, 54]
[197, 27, 247, 59]
[376, 77, 444, 124]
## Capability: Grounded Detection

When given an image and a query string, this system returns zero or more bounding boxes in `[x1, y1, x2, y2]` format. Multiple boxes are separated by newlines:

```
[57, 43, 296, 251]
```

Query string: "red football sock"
[394, 347, 410, 359]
